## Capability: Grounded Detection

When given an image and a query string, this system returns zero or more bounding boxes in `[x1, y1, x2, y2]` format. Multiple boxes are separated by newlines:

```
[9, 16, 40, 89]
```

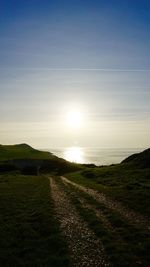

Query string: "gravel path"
[61, 177, 115, 233]
[50, 177, 110, 267]
[61, 176, 149, 230]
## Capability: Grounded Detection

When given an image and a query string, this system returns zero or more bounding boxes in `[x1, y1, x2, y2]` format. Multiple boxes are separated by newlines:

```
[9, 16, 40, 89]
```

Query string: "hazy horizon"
[47, 146, 146, 165]
[0, 1, 150, 149]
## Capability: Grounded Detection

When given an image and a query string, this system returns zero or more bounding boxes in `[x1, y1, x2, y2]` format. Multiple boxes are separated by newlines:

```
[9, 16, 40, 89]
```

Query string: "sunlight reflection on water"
[48, 147, 144, 165]
[63, 147, 85, 163]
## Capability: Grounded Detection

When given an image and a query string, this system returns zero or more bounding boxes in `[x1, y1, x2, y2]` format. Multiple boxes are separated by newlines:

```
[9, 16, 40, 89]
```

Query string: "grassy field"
[0, 144, 53, 161]
[0, 145, 149, 266]
[66, 163, 150, 217]
[0, 173, 70, 267]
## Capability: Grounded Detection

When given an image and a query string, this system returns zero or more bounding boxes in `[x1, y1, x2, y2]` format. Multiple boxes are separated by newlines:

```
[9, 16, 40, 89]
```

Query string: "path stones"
[61, 176, 149, 230]
[50, 177, 110, 267]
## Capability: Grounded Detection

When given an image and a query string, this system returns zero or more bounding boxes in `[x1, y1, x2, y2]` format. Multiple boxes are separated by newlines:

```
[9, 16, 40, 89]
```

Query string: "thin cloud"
[0, 67, 150, 72]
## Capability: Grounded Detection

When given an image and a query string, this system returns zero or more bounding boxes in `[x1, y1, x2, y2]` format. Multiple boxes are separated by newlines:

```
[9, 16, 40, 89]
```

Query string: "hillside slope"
[0, 144, 80, 174]
[0, 143, 54, 161]
[121, 148, 150, 168]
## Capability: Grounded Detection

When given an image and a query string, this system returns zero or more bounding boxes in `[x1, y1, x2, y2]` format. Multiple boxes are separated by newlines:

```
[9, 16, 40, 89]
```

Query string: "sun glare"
[66, 110, 84, 128]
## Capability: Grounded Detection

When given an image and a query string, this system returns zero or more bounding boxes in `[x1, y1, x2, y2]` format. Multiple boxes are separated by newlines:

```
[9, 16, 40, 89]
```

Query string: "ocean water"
[48, 147, 144, 166]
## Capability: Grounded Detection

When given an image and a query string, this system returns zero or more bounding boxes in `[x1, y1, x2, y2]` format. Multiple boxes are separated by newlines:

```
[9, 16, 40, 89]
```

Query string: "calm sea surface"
[47, 147, 145, 166]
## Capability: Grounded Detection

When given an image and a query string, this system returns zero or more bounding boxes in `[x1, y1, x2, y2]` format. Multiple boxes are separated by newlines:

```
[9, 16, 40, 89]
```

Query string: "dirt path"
[61, 177, 116, 233]
[50, 177, 110, 267]
[61, 176, 149, 230]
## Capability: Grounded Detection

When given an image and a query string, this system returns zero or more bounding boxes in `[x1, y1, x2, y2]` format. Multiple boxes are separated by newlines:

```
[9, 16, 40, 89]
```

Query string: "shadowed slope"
[122, 148, 150, 168]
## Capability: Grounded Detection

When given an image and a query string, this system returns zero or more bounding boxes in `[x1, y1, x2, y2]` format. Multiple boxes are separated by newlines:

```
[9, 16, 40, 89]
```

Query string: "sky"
[0, 0, 150, 149]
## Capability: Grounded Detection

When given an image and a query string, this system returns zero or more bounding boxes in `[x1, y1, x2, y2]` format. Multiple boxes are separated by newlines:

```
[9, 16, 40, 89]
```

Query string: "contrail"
[0, 67, 150, 72]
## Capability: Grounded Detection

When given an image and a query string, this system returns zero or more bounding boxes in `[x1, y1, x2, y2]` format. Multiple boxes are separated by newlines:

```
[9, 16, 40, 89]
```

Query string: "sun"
[66, 110, 84, 128]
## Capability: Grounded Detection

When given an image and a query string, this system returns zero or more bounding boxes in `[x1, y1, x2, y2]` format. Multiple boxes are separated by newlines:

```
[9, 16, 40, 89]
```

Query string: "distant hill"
[0, 144, 81, 174]
[0, 143, 53, 161]
[121, 148, 150, 168]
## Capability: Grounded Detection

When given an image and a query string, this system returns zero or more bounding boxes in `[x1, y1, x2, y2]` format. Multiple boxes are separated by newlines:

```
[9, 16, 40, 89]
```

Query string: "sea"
[47, 147, 145, 166]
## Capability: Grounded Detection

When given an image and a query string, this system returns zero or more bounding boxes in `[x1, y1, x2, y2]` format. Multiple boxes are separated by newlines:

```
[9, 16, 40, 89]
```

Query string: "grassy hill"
[121, 148, 150, 168]
[0, 145, 149, 266]
[0, 144, 149, 214]
[0, 144, 81, 175]
[0, 143, 53, 161]
[66, 148, 150, 217]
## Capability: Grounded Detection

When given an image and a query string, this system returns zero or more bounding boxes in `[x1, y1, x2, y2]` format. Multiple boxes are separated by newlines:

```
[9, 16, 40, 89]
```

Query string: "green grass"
[0, 144, 53, 161]
[0, 174, 70, 267]
[0, 145, 149, 266]
[66, 164, 150, 217]
[0, 144, 81, 175]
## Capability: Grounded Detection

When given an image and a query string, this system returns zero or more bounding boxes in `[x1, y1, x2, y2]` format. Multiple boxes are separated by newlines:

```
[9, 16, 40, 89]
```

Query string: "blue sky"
[0, 0, 150, 148]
